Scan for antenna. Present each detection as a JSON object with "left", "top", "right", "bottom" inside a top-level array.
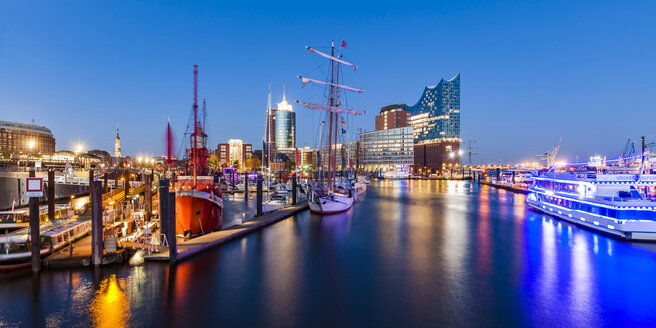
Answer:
[{"left": 202, "top": 98, "right": 207, "bottom": 132}]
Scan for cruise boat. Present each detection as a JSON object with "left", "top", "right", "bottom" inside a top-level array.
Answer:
[
  {"left": 297, "top": 41, "right": 365, "bottom": 214},
  {"left": 173, "top": 65, "right": 223, "bottom": 237},
  {"left": 527, "top": 171, "right": 656, "bottom": 241},
  {"left": 380, "top": 170, "right": 410, "bottom": 180}
]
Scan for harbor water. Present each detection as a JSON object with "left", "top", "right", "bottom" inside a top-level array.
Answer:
[{"left": 2, "top": 180, "right": 656, "bottom": 327}]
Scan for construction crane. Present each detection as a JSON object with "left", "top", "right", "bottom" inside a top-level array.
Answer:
[
  {"left": 537, "top": 137, "right": 562, "bottom": 167},
  {"left": 621, "top": 138, "right": 636, "bottom": 158}
]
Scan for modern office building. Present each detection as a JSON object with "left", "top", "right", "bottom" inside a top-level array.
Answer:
[
  {"left": 217, "top": 139, "right": 252, "bottom": 170},
  {"left": 274, "top": 92, "right": 296, "bottom": 155},
  {"left": 375, "top": 104, "right": 410, "bottom": 131},
  {"left": 298, "top": 147, "right": 318, "bottom": 169},
  {"left": 0, "top": 120, "right": 56, "bottom": 156},
  {"left": 405, "top": 74, "right": 461, "bottom": 174},
  {"left": 320, "top": 141, "right": 360, "bottom": 171},
  {"left": 359, "top": 127, "right": 414, "bottom": 172}
]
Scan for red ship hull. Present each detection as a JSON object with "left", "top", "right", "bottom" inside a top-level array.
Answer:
[{"left": 175, "top": 189, "right": 223, "bottom": 237}]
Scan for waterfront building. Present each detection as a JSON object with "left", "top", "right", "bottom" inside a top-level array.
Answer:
[
  {"left": 0, "top": 120, "right": 55, "bottom": 157},
  {"left": 404, "top": 74, "right": 461, "bottom": 174},
  {"left": 217, "top": 139, "right": 252, "bottom": 170},
  {"left": 359, "top": 127, "right": 414, "bottom": 172},
  {"left": 375, "top": 104, "right": 410, "bottom": 131},
  {"left": 274, "top": 91, "right": 296, "bottom": 156},
  {"left": 320, "top": 141, "right": 359, "bottom": 171},
  {"left": 299, "top": 147, "right": 318, "bottom": 169}
]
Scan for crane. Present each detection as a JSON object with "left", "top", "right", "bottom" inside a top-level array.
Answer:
[
  {"left": 621, "top": 138, "right": 636, "bottom": 158},
  {"left": 537, "top": 137, "right": 562, "bottom": 168}
]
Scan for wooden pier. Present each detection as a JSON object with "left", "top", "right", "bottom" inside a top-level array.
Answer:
[{"left": 145, "top": 202, "right": 308, "bottom": 262}]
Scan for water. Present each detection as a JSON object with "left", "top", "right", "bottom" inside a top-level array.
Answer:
[{"left": 2, "top": 180, "right": 656, "bottom": 327}]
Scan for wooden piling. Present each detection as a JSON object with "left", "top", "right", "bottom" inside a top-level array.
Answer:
[
  {"left": 145, "top": 174, "right": 152, "bottom": 221},
  {"left": 256, "top": 174, "right": 263, "bottom": 216},
  {"left": 244, "top": 173, "right": 249, "bottom": 200},
  {"left": 292, "top": 173, "right": 297, "bottom": 204},
  {"left": 103, "top": 172, "right": 108, "bottom": 194},
  {"left": 168, "top": 191, "right": 177, "bottom": 263},
  {"left": 29, "top": 170, "right": 40, "bottom": 272},
  {"left": 159, "top": 179, "right": 170, "bottom": 240},
  {"left": 47, "top": 169, "right": 55, "bottom": 221},
  {"left": 91, "top": 181, "right": 103, "bottom": 266}
]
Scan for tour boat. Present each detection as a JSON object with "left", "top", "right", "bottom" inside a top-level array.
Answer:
[
  {"left": 527, "top": 168, "right": 656, "bottom": 241},
  {"left": 173, "top": 65, "right": 223, "bottom": 237},
  {"left": 298, "top": 41, "right": 365, "bottom": 214}
]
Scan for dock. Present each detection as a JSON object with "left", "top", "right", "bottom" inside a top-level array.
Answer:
[
  {"left": 480, "top": 181, "right": 528, "bottom": 194},
  {"left": 41, "top": 201, "right": 308, "bottom": 267},
  {"left": 145, "top": 201, "right": 308, "bottom": 262}
]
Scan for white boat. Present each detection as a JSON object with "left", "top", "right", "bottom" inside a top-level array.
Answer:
[
  {"left": 527, "top": 169, "right": 656, "bottom": 241},
  {"left": 298, "top": 41, "right": 365, "bottom": 214},
  {"left": 381, "top": 170, "right": 410, "bottom": 180},
  {"left": 308, "top": 183, "right": 354, "bottom": 213},
  {"left": 262, "top": 195, "right": 286, "bottom": 213}
]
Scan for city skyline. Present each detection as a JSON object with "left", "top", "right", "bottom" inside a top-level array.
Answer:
[{"left": 1, "top": 1, "right": 655, "bottom": 164}]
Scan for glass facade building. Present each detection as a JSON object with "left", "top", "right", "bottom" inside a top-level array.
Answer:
[
  {"left": 359, "top": 127, "right": 414, "bottom": 172},
  {"left": 274, "top": 95, "right": 296, "bottom": 154},
  {"left": 406, "top": 74, "right": 460, "bottom": 144}
]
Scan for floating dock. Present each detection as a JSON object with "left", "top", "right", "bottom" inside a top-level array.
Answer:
[
  {"left": 480, "top": 181, "right": 528, "bottom": 194},
  {"left": 145, "top": 202, "right": 308, "bottom": 262}
]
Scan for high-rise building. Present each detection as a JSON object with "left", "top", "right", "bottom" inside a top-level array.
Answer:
[
  {"left": 274, "top": 91, "right": 296, "bottom": 155},
  {"left": 217, "top": 139, "right": 252, "bottom": 170},
  {"left": 405, "top": 74, "right": 461, "bottom": 174},
  {"left": 406, "top": 74, "right": 460, "bottom": 143},
  {"left": 375, "top": 105, "right": 410, "bottom": 131},
  {"left": 0, "top": 120, "right": 56, "bottom": 156},
  {"left": 114, "top": 126, "right": 122, "bottom": 158}
]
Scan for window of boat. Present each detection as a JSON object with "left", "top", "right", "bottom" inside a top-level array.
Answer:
[
  {"left": 599, "top": 207, "right": 608, "bottom": 217},
  {"left": 608, "top": 209, "right": 617, "bottom": 218}
]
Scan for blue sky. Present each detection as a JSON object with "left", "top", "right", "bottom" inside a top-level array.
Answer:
[{"left": 1, "top": 1, "right": 655, "bottom": 164}]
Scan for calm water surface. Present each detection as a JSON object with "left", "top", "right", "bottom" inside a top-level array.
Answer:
[{"left": 2, "top": 180, "right": 656, "bottom": 327}]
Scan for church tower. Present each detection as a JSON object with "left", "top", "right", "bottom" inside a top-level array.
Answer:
[{"left": 114, "top": 125, "right": 122, "bottom": 157}]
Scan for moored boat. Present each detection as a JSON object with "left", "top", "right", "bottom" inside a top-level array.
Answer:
[{"left": 173, "top": 65, "right": 223, "bottom": 237}]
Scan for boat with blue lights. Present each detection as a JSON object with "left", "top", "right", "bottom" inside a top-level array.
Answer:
[{"left": 527, "top": 170, "right": 656, "bottom": 241}]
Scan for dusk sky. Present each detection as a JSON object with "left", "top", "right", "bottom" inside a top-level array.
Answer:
[{"left": 1, "top": 1, "right": 655, "bottom": 164}]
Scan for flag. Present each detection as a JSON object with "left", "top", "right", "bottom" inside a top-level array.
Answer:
[
  {"left": 342, "top": 128, "right": 346, "bottom": 134},
  {"left": 341, "top": 40, "right": 347, "bottom": 48},
  {"left": 341, "top": 120, "right": 346, "bottom": 126},
  {"left": 321, "top": 121, "right": 325, "bottom": 125},
  {"left": 349, "top": 158, "right": 353, "bottom": 168}
]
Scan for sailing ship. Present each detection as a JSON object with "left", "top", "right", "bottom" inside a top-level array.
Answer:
[
  {"left": 174, "top": 65, "right": 223, "bottom": 237},
  {"left": 262, "top": 84, "right": 286, "bottom": 213},
  {"left": 297, "top": 41, "right": 366, "bottom": 214}
]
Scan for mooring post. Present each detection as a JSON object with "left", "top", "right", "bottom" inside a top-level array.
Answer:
[
  {"left": 91, "top": 181, "right": 103, "bottom": 265},
  {"left": 168, "top": 191, "right": 177, "bottom": 263},
  {"left": 124, "top": 170, "right": 130, "bottom": 198},
  {"left": 256, "top": 174, "right": 263, "bottom": 216},
  {"left": 496, "top": 168, "right": 500, "bottom": 182},
  {"left": 48, "top": 169, "right": 55, "bottom": 221},
  {"left": 114, "top": 170, "right": 119, "bottom": 192},
  {"left": 292, "top": 173, "right": 297, "bottom": 204},
  {"left": 144, "top": 174, "right": 152, "bottom": 221},
  {"left": 28, "top": 170, "right": 41, "bottom": 272},
  {"left": 88, "top": 169, "right": 94, "bottom": 201},
  {"left": 159, "top": 179, "right": 170, "bottom": 241},
  {"left": 512, "top": 170, "right": 516, "bottom": 184},
  {"left": 103, "top": 172, "right": 108, "bottom": 194},
  {"left": 244, "top": 172, "right": 249, "bottom": 200}
]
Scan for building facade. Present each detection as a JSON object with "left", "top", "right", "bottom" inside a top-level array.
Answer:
[
  {"left": 404, "top": 74, "right": 461, "bottom": 174},
  {"left": 217, "top": 139, "right": 252, "bottom": 170},
  {"left": 0, "top": 120, "right": 56, "bottom": 157},
  {"left": 274, "top": 93, "right": 296, "bottom": 155},
  {"left": 375, "top": 104, "right": 410, "bottom": 131},
  {"left": 359, "top": 127, "right": 414, "bottom": 172}
]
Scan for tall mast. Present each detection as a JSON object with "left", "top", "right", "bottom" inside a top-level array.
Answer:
[
  {"left": 267, "top": 82, "right": 272, "bottom": 198},
  {"left": 193, "top": 64, "right": 198, "bottom": 188},
  {"left": 328, "top": 41, "right": 335, "bottom": 189}
]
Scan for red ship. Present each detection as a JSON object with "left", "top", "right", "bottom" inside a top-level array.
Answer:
[{"left": 174, "top": 65, "right": 223, "bottom": 237}]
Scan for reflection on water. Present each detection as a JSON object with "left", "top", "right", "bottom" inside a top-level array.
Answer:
[
  {"left": 91, "top": 274, "right": 129, "bottom": 328},
  {"left": 2, "top": 180, "right": 656, "bottom": 327}
]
